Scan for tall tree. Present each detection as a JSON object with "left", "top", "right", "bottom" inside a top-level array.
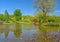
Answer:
[
  {"left": 14, "top": 9, "right": 22, "bottom": 21},
  {"left": 5, "top": 10, "right": 10, "bottom": 23},
  {"left": 34, "top": 0, "right": 56, "bottom": 23}
]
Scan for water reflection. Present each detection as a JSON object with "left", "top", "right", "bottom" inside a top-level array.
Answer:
[
  {"left": 0, "top": 28, "right": 3, "bottom": 34},
  {"left": 4, "top": 24, "right": 10, "bottom": 39},
  {"left": 37, "top": 25, "right": 60, "bottom": 42},
  {"left": 33, "top": 25, "right": 48, "bottom": 42},
  {"left": 0, "top": 23, "right": 22, "bottom": 39},
  {"left": 14, "top": 23, "right": 22, "bottom": 38},
  {"left": 0, "top": 23, "right": 60, "bottom": 42},
  {"left": 0, "top": 24, "right": 4, "bottom": 34}
]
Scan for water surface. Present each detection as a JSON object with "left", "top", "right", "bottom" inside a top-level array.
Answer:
[{"left": 0, "top": 24, "right": 60, "bottom": 42}]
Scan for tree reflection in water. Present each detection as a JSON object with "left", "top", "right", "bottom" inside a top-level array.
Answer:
[
  {"left": 36, "top": 25, "right": 59, "bottom": 42},
  {"left": 38, "top": 25, "right": 55, "bottom": 42},
  {"left": 0, "top": 24, "right": 4, "bottom": 34},
  {"left": 14, "top": 22, "right": 22, "bottom": 39},
  {"left": 39, "top": 25, "right": 48, "bottom": 42},
  {"left": 4, "top": 24, "right": 10, "bottom": 39}
]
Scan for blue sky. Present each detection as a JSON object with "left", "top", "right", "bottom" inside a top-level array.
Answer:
[
  {"left": 0, "top": 0, "right": 60, "bottom": 16},
  {"left": 53, "top": 0, "right": 60, "bottom": 16}
]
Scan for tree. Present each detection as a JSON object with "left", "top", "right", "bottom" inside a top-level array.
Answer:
[
  {"left": 14, "top": 9, "right": 22, "bottom": 21},
  {"left": 47, "top": 14, "right": 56, "bottom": 22},
  {"left": 34, "top": 0, "right": 56, "bottom": 23},
  {"left": 35, "top": 11, "right": 44, "bottom": 24},
  {"left": 34, "top": 0, "right": 56, "bottom": 42},
  {"left": 0, "top": 14, "right": 4, "bottom": 20},
  {"left": 5, "top": 10, "right": 10, "bottom": 23}
]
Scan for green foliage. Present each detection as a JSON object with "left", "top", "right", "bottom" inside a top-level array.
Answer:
[
  {"left": 5, "top": 10, "right": 10, "bottom": 23},
  {"left": 35, "top": 11, "right": 47, "bottom": 24},
  {"left": 14, "top": 9, "right": 22, "bottom": 21},
  {"left": 21, "top": 15, "right": 34, "bottom": 23},
  {"left": 0, "top": 9, "right": 59, "bottom": 24},
  {"left": 46, "top": 14, "right": 60, "bottom": 23},
  {"left": 47, "top": 14, "right": 56, "bottom": 23},
  {"left": 54, "top": 16, "right": 60, "bottom": 22},
  {"left": 9, "top": 15, "right": 16, "bottom": 23},
  {"left": 34, "top": 0, "right": 56, "bottom": 24},
  {"left": 0, "top": 14, "right": 5, "bottom": 20}
]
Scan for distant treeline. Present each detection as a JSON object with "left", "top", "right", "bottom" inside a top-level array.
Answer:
[{"left": 0, "top": 9, "right": 60, "bottom": 24}]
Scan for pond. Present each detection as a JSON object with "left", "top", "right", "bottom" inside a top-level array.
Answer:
[{"left": 0, "top": 23, "right": 60, "bottom": 42}]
